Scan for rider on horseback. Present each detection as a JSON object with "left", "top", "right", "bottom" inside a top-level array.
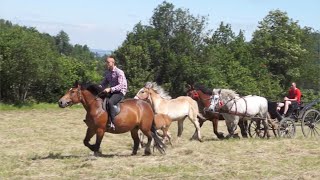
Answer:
[{"left": 100, "top": 55, "right": 128, "bottom": 130}]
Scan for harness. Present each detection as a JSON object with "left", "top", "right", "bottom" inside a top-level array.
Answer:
[{"left": 217, "top": 97, "right": 249, "bottom": 117}]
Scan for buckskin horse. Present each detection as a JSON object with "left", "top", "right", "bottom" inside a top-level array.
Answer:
[
  {"left": 186, "top": 84, "right": 248, "bottom": 139},
  {"left": 58, "top": 82, "right": 166, "bottom": 156}
]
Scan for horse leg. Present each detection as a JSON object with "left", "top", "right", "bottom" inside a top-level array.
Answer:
[
  {"left": 139, "top": 130, "right": 146, "bottom": 148},
  {"left": 93, "top": 127, "right": 105, "bottom": 156},
  {"left": 177, "top": 120, "right": 184, "bottom": 142},
  {"left": 188, "top": 116, "right": 203, "bottom": 142},
  {"left": 262, "top": 118, "right": 270, "bottom": 139},
  {"left": 144, "top": 131, "right": 152, "bottom": 156},
  {"left": 225, "top": 120, "right": 239, "bottom": 139},
  {"left": 238, "top": 119, "right": 248, "bottom": 138},
  {"left": 232, "top": 117, "right": 240, "bottom": 139},
  {"left": 226, "top": 122, "right": 234, "bottom": 139},
  {"left": 213, "top": 118, "right": 224, "bottom": 139},
  {"left": 162, "top": 127, "right": 172, "bottom": 146},
  {"left": 130, "top": 128, "right": 140, "bottom": 155},
  {"left": 191, "top": 118, "right": 204, "bottom": 140},
  {"left": 83, "top": 128, "right": 96, "bottom": 152}
]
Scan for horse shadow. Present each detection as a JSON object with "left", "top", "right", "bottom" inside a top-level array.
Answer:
[{"left": 30, "top": 152, "right": 137, "bottom": 160}]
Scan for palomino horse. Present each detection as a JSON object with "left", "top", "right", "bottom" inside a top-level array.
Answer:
[
  {"left": 186, "top": 84, "right": 248, "bottom": 139},
  {"left": 208, "top": 89, "right": 270, "bottom": 138},
  {"left": 135, "top": 82, "right": 203, "bottom": 142},
  {"left": 58, "top": 82, "right": 166, "bottom": 156}
]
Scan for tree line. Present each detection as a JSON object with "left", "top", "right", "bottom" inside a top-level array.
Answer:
[{"left": 1, "top": 1, "right": 319, "bottom": 104}]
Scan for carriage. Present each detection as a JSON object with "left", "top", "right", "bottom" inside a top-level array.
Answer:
[
  {"left": 205, "top": 87, "right": 320, "bottom": 139},
  {"left": 248, "top": 99, "right": 320, "bottom": 139}
]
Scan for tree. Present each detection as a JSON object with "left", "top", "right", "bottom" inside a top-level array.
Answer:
[
  {"left": 115, "top": 1, "right": 209, "bottom": 97},
  {"left": 0, "top": 23, "right": 57, "bottom": 102},
  {"left": 251, "top": 10, "right": 306, "bottom": 88},
  {"left": 55, "top": 30, "right": 72, "bottom": 55}
]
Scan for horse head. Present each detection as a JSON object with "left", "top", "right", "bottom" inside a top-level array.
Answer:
[
  {"left": 208, "top": 89, "right": 221, "bottom": 113},
  {"left": 134, "top": 87, "right": 150, "bottom": 100},
  {"left": 58, "top": 81, "right": 82, "bottom": 108},
  {"left": 135, "top": 82, "right": 171, "bottom": 101},
  {"left": 186, "top": 84, "right": 200, "bottom": 100},
  {"left": 58, "top": 81, "right": 104, "bottom": 108},
  {"left": 208, "top": 89, "right": 239, "bottom": 113}
]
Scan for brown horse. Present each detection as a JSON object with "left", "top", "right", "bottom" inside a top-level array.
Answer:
[
  {"left": 58, "top": 82, "right": 165, "bottom": 156},
  {"left": 186, "top": 84, "right": 248, "bottom": 139}
]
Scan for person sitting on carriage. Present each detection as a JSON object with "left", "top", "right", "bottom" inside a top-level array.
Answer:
[
  {"left": 277, "top": 82, "right": 301, "bottom": 117},
  {"left": 100, "top": 55, "right": 128, "bottom": 130}
]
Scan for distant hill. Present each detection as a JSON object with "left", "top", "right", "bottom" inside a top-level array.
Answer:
[{"left": 90, "top": 49, "right": 112, "bottom": 57}]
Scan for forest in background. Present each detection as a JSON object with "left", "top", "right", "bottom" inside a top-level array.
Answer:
[{"left": 1, "top": 2, "right": 319, "bottom": 104}]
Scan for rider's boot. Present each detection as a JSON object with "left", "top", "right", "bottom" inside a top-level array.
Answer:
[{"left": 107, "top": 106, "right": 116, "bottom": 130}]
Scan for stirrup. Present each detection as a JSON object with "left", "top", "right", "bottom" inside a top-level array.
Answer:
[{"left": 107, "top": 121, "right": 115, "bottom": 130}]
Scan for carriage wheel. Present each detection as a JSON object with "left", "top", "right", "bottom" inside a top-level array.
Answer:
[
  {"left": 248, "top": 120, "right": 267, "bottom": 138},
  {"left": 301, "top": 109, "right": 320, "bottom": 138},
  {"left": 277, "top": 117, "right": 296, "bottom": 138}
]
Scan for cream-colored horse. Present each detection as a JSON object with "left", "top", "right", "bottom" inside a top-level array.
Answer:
[{"left": 135, "top": 82, "right": 203, "bottom": 142}]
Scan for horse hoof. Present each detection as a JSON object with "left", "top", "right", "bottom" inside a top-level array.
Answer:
[
  {"left": 131, "top": 152, "right": 137, "bottom": 156},
  {"left": 94, "top": 151, "right": 102, "bottom": 157},
  {"left": 144, "top": 151, "right": 151, "bottom": 156},
  {"left": 217, "top": 133, "right": 225, "bottom": 139},
  {"left": 234, "top": 135, "right": 240, "bottom": 139}
]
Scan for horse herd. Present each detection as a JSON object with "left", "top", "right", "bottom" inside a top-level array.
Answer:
[{"left": 58, "top": 81, "right": 270, "bottom": 156}]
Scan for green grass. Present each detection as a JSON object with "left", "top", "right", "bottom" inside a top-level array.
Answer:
[
  {"left": 0, "top": 102, "right": 82, "bottom": 111},
  {"left": 0, "top": 109, "right": 319, "bottom": 179}
]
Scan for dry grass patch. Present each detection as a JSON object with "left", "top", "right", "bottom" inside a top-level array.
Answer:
[{"left": 0, "top": 109, "right": 319, "bottom": 179}]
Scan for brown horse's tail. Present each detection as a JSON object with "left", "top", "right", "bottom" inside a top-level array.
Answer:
[{"left": 151, "top": 124, "right": 166, "bottom": 154}]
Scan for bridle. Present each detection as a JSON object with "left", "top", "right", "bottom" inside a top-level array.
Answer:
[
  {"left": 135, "top": 88, "right": 150, "bottom": 100},
  {"left": 188, "top": 90, "right": 199, "bottom": 99},
  {"left": 72, "top": 86, "right": 105, "bottom": 106},
  {"left": 213, "top": 94, "right": 248, "bottom": 116}
]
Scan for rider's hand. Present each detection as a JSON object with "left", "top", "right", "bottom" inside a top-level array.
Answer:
[
  {"left": 284, "top": 97, "right": 289, "bottom": 101},
  {"left": 104, "top": 88, "right": 111, "bottom": 93}
]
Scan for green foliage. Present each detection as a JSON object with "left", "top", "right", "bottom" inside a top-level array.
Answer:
[
  {"left": 251, "top": 10, "right": 307, "bottom": 87},
  {"left": 1, "top": 3, "right": 319, "bottom": 104},
  {"left": 0, "top": 19, "right": 102, "bottom": 103}
]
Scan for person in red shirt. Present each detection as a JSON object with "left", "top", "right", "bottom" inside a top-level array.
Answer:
[{"left": 278, "top": 82, "right": 301, "bottom": 117}]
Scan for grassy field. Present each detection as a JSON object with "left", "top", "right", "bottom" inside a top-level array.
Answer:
[{"left": 0, "top": 108, "right": 319, "bottom": 179}]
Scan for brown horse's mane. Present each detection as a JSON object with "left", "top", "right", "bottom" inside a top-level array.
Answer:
[
  {"left": 193, "top": 84, "right": 212, "bottom": 95},
  {"left": 77, "top": 82, "right": 104, "bottom": 97}
]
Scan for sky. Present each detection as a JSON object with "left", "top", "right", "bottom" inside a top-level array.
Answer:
[{"left": 1, "top": 0, "right": 319, "bottom": 51}]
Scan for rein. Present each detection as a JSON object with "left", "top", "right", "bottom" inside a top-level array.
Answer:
[{"left": 76, "top": 87, "right": 105, "bottom": 106}]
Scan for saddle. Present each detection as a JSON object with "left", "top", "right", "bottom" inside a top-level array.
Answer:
[{"left": 102, "top": 97, "right": 124, "bottom": 117}]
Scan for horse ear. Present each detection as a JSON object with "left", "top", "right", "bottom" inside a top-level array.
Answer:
[
  {"left": 218, "top": 89, "right": 221, "bottom": 95},
  {"left": 185, "top": 84, "right": 191, "bottom": 90},
  {"left": 73, "top": 80, "right": 79, "bottom": 87},
  {"left": 145, "top": 82, "right": 152, "bottom": 89}
]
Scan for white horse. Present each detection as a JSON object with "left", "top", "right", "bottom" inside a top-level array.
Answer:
[
  {"left": 208, "top": 89, "right": 270, "bottom": 138},
  {"left": 135, "top": 82, "right": 203, "bottom": 142}
]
